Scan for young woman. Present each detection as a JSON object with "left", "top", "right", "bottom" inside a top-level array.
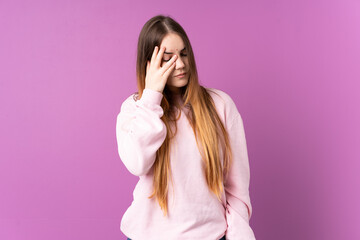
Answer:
[{"left": 116, "top": 14, "right": 256, "bottom": 240}]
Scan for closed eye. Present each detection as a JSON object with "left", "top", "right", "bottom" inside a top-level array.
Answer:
[{"left": 162, "top": 53, "right": 187, "bottom": 62}]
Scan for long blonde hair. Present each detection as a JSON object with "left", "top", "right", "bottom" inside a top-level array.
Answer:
[{"left": 134, "top": 14, "right": 233, "bottom": 217}]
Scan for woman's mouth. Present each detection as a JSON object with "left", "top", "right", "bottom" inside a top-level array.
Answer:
[{"left": 175, "top": 72, "right": 186, "bottom": 78}]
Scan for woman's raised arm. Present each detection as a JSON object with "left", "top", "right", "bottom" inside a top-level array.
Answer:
[{"left": 116, "top": 88, "right": 167, "bottom": 176}]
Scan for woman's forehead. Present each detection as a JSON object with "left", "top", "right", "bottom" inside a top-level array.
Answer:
[
  {"left": 163, "top": 47, "right": 186, "bottom": 55},
  {"left": 160, "top": 34, "right": 186, "bottom": 54}
]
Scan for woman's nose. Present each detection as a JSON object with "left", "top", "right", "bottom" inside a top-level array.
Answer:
[{"left": 175, "top": 57, "right": 185, "bottom": 69}]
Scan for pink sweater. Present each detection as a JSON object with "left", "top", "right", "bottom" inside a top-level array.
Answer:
[{"left": 116, "top": 88, "right": 256, "bottom": 240}]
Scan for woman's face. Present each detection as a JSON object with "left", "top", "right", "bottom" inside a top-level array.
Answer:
[{"left": 159, "top": 33, "right": 190, "bottom": 93}]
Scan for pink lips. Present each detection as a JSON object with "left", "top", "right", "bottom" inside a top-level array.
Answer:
[{"left": 175, "top": 72, "right": 186, "bottom": 78}]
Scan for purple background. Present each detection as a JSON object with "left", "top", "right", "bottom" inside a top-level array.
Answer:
[{"left": 1, "top": 0, "right": 359, "bottom": 239}]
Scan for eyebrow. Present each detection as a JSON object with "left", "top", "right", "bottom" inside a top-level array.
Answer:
[{"left": 164, "top": 47, "right": 186, "bottom": 54}]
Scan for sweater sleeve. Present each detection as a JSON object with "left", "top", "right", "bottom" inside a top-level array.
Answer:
[
  {"left": 115, "top": 88, "right": 167, "bottom": 176},
  {"left": 224, "top": 113, "right": 256, "bottom": 240}
]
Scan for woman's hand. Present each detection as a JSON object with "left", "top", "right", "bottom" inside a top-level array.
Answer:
[{"left": 145, "top": 46, "right": 177, "bottom": 93}]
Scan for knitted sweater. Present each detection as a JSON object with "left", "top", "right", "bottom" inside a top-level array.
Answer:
[{"left": 116, "top": 88, "right": 256, "bottom": 240}]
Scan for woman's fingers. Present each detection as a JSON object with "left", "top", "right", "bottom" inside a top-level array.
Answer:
[
  {"left": 144, "top": 46, "right": 178, "bottom": 92},
  {"left": 160, "top": 55, "right": 177, "bottom": 74},
  {"left": 150, "top": 46, "right": 158, "bottom": 66},
  {"left": 155, "top": 46, "right": 166, "bottom": 68},
  {"left": 163, "top": 58, "right": 177, "bottom": 78}
]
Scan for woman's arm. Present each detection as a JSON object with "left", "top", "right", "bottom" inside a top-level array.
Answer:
[
  {"left": 224, "top": 113, "right": 256, "bottom": 240},
  {"left": 116, "top": 88, "right": 167, "bottom": 176}
]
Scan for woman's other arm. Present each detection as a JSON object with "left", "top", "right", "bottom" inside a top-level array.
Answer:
[{"left": 224, "top": 113, "right": 256, "bottom": 240}]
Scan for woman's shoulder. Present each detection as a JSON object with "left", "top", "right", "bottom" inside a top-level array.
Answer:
[
  {"left": 205, "top": 87, "right": 242, "bottom": 124},
  {"left": 205, "top": 87, "right": 237, "bottom": 111},
  {"left": 205, "top": 87, "right": 233, "bottom": 103}
]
